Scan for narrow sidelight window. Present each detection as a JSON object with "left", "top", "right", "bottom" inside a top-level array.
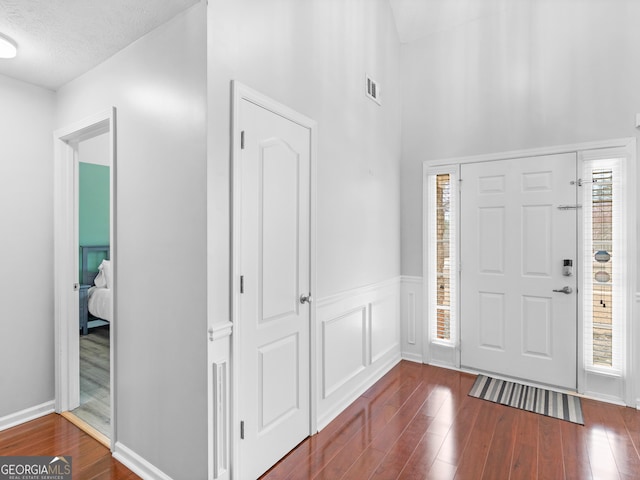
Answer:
[
  {"left": 583, "top": 159, "right": 626, "bottom": 373},
  {"left": 427, "top": 169, "right": 457, "bottom": 345}
]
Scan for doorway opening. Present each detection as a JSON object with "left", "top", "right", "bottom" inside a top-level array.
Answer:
[{"left": 54, "top": 108, "right": 116, "bottom": 448}]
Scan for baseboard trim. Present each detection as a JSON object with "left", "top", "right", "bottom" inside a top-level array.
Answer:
[
  {"left": 401, "top": 352, "right": 423, "bottom": 364},
  {"left": 113, "top": 442, "right": 173, "bottom": 480},
  {"left": 0, "top": 400, "right": 55, "bottom": 432}
]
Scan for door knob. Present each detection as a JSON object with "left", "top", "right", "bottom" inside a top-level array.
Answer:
[
  {"left": 552, "top": 286, "right": 573, "bottom": 294},
  {"left": 299, "top": 293, "right": 312, "bottom": 304}
]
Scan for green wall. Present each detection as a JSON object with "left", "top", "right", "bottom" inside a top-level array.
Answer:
[{"left": 79, "top": 162, "right": 110, "bottom": 280}]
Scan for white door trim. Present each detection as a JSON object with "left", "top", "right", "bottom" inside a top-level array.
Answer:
[
  {"left": 53, "top": 107, "right": 117, "bottom": 449},
  {"left": 230, "top": 82, "right": 317, "bottom": 478},
  {"left": 422, "top": 137, "right": 637, "bottom": 406}
]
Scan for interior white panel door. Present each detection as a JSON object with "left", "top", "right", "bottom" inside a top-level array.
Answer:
[
  {"left": 237, "top": 98, "right": 311, "bottom": 479},
  {"left": 460, "top": 153, "right": 577, "bottom": 389}
]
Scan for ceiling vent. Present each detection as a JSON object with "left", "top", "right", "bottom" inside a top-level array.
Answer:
[{"left": 366, "top": 75, "right": 381, "bottom": 105}]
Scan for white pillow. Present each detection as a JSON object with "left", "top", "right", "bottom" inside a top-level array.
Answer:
[
  {"left": 93, "top": 259, "right": 112, "bottom": 289},
  {"left": 101, "top": 259, "right": 112, "bottom": 289},
  {"left": 93, "top": 269, "right": 107, "bottom": 288}
]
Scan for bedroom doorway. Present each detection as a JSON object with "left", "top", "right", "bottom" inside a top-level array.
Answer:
[
  {"left": 53, "top": 108, "right": 116, "bottom": 448},
  {"left": 72, "top": 134, "right": 112, "bottom": 439}
]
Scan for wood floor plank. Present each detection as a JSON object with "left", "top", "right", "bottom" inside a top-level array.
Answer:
[
  {"left": 396, "top": 432, "right": 447, "bottom": 479},
  {"left": 0, "top": 414, "right": 138, "bottom": 480},
  {"left": 369, "top": 411, "right": 434, "bottom": 479},
  {"left": 597, "top": 402, "right": 640, "bottom": 477},
  {"left": 340, "top": 446, "right": 387, "bottom": 480},
  {"left": 509, "top": 411, "right": 538, "bottom": 480},
  {"left": 620, "top": 406, "right": 640, "bottom": 461},
  {"left": 347, "top": 381, "right": 436, "bottom": 479},
  {"left": 306, "top": 367, "right": 428, "bottom": 479},
  {"left": 426, "top": 459, "right": 457, "bottom": 479},
  {"left": 274, "top": 371, "right": 420, "bottom": 480},
  {"left": 432, "top": 392, "right": 482, "bottom": 466},
  {"left": 538, "top": 416, "right": 565, "bottom": 479},
  {"left": 75, "top": 325, "right": 110, "bottom": 438},
  {"left": 453, "top": 400, "right": 499, "bottom": 479},
  {"left": 481, "top": 406, "right": 518, "bottom": 479},
  {"left": 582, "top": 399, "right": 623, "bottom": 479},
  {"left": 560, "top": 418, "right": 593, "bottom": 480},
  {"left": 261, "top": 362, "right": 640, "bottom": 480}
]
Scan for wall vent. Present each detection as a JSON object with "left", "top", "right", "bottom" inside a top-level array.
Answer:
[{"left": 366, "top": 75, "right": 381, "bottom": 105}]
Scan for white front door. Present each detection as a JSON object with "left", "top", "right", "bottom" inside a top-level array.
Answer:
[
  {"left": 460, "top": 153, "right": 577, "bottom": 389},
  {"left": 236, "top": 97, "right": 312, "bottom": 479}
]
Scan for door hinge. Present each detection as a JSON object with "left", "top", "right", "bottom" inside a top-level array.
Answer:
[
  {"left": 240, "top": 421, "right": 245, "bottom": 439},
  {"left": 240, "top": 131, "right": 245, "bottom": 149},
  {"left": 240, "top": 275, "right": 244, "bottom": 294}
]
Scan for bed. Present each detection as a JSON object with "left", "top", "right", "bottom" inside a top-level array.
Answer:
[{"left": 79, "top": 245, "right": 112, "bottom": 335}]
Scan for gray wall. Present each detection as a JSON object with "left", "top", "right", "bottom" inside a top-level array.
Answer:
[
  {"left": 207, "top": 0, "right": 403, "bottom": 335},
  {"left": 400, "top": 0, "right": 640, "bottom": 277},
  {"left": 55, "top": 5, "right": 207, "bottom": 479},
  {"left": 0, "top": 74, "right": 55, "bottom": 418}
]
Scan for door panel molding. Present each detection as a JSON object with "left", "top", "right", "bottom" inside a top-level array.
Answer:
[
  {"left": 225, "top": 82, "right": 317, "bottom": 480},
  {"left": 421, "top": 137, "right": 637, "bottom": 407}
]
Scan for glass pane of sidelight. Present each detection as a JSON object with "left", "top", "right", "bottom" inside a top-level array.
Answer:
[
  {"left": 583, "top": 157, "right": 626, "bottom": 374},
  {"left": 436, "top": 174, "right": 451, "bottom": 341},
  {"left": 590, "top": 169, "right": 613, "bottom": 367}
]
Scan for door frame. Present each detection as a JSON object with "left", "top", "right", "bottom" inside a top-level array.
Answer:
[
  {"left": 53, "top": 107, "right": 117, "bottom": 448},
  {"left": 230, "top": 82, "right": 318, "bottom": 478},
  {"left": 422, "top": 137, "right": 637, "bottom": 406}
]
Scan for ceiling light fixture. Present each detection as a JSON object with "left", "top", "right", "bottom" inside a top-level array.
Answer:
[{"left": 0, "top": 33, "right": 18, "bottom": 59}]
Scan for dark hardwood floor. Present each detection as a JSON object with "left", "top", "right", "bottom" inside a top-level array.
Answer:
[
  {"left": 262, "top": 361, "right": 640, "bottom": 479},
  {"left": 0, "top": 414, "right": 138, "bottom": 479},
  {"left": 4, "top": 361, "right": 640, "bottom": 479}
]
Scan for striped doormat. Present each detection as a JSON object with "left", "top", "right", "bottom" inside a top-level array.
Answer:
[{"left": 469, "top": 375, "right": 584, "bottom": 425}]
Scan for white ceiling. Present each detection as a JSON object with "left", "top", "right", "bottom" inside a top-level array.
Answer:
[
  {"left": 0, "top": 0, "right": 199, "bottom": 91},
  {"left": 389, "top": 0, "right": 508, "bottom": 44},
  {"left": 0, "top": 0, "right": 507, "bottom": 91}
]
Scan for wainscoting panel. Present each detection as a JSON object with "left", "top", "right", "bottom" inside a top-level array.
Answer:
[
  {"left": 400, "top": 276, "right": 423, "bottom": 363},
  {"left": 371, "top": 294, "right": 400, "bottom": 364},
  {"left": 322, "top": 306, "right": 367, "bottom": 398},
  {"left": 208, "top": 322, "right": 231, "bottom": 480},
  {"left": 316, "top": 277, "right": 401, "bottom": 429}
]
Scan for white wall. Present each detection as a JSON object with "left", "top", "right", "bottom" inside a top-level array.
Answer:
[
  {"left": 208, "top": 0, "right": 402, "bottom": 320},
  {"left": 400, "top": 0, "right": 640, "bottom": 277},
  {"left": 207, "top": 1, "right": 403, "bottom": 472},
  {"left": 0, "top": 74, "right": 55, "bottom": 421},
  {"left": 55, "top": 4, "right": 207, "bottom": 479}
]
